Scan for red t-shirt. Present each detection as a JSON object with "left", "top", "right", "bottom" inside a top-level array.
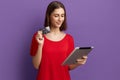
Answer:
[{"left": 30, "top": 33, "right": 74, "bottom": 80}]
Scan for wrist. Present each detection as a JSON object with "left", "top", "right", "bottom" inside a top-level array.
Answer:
[{"left": 38, "top": 44, "right": 43, "bottom": 48}]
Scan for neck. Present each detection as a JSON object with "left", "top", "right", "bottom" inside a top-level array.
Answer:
[{"left": 50, "top": 27, "right": 61, "bottom": 35}]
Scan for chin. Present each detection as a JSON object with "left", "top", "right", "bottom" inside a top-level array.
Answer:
[
  {"left": 54, "top": 25, "right": 61, "bottom": 28},
  {"left": 58, "top": 24, "right": 62, "bottom": 27}
]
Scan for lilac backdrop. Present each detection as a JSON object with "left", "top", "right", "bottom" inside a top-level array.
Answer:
[{"left": 0, "top": 0, "right": 120, "bottom": 80}]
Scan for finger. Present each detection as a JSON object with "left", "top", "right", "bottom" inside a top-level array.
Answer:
[
  {"left": 36, "top": 31, "right": 43, "bottom": 40},
  {"left": 77, "top": 57, "right": 87, "bottom": 62},
  {"left": 39, "top": 38, "right": 43, "bottom": 40},
  {"left": 38, "top": 31, "right": 42, "bottom": 35},
  {"left": 36, "top": 34, "right": 43, "bottom": 41},
  {"left": 77, "top": 59, "right": 87, "bottom": 65},
  {"left": 37, "top": 31, "right": 43, "bottom": 37},
  {"left": 77, "top": 61, "right": 85, "bottom": 65},
  {"left": 82, "top": 56, "right": 88, "bottom": 59},
  {"left": 76, "top": 59, "right": 84, "bottom": 62}
]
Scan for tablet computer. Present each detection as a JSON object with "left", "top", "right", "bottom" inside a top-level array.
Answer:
[{"left": 62, "top": 46, "right": 94, "bottom": 65}]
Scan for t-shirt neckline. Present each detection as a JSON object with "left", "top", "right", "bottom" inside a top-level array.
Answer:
[{"left": 44, "top": 34, "right": 67, "bottom": 43}]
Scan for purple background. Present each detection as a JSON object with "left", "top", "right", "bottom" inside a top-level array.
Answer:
[{"left": 0, "top": 0, "right": 120, "bottom": 80}]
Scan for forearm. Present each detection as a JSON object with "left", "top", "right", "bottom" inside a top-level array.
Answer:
[{"left": 32, "top": 45, "right": 43, "bottom": 69}]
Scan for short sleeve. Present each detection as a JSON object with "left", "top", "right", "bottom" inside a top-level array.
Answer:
[
  {"left": 30, "top": 32, "right": 38, "bottom": 56},
  {"left": 67, "top": 34, "right": 75, "bottom": 55}
]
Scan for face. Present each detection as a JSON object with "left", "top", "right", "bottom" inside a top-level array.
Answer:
[{"left": 50, "top": 8, "right": 65, "bottom": 29}]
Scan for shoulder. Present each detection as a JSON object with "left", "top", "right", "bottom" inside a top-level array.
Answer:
[
  {"left": 33, "top": 32, "right": 37, "bottom": 36},
  {"left": 65, "top": 33, "right": 74, "bottom": 42},
  {"left": 66, "top": 33, "right": 74, "bottom": 39}
]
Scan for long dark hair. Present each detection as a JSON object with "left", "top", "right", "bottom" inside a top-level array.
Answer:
[{"left": 44, "top": 1, "right": 67, "bottom": 31}]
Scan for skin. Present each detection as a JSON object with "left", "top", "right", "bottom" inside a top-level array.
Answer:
[{"left": 32, "top": 8, "right": 88, "bottom": 70}]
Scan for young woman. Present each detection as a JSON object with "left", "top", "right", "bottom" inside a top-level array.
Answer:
[{"left": 30, "top": 1, "right": 87, "bottom": 80}]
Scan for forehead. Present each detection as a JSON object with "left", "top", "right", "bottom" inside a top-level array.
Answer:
[{"left": 52, "top": 8, "right": 65, "bottom": 14}]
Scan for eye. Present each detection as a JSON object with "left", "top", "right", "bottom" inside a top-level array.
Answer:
[
  {"left": 61, "top": 14, "right": 65, "bottom": 17},
  {"left": 54, "top": 14, "right": 59, "bottom": 17}
]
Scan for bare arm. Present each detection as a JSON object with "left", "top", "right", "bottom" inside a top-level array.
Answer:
[
  {"left": 32, "top": 45, "right": 43, "bottom": 69},
  {"left": 32, "top": 31, "right": 44, "bottom": 69},
  {"left": 69, "top": 56, "right": 88, "bottom": 70}
]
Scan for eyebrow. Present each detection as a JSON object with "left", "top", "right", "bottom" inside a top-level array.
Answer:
[{"left": 53, "top": 13, "right": 65, "bottom": 15}]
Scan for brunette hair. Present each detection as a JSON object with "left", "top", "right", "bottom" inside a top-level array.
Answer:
[{"left": 44, "top": 1, "right": 67, "bottom": 31}]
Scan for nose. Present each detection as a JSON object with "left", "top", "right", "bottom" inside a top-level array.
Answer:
[{"left": 58, "top": 16, "right": 62, "bottom": 22}]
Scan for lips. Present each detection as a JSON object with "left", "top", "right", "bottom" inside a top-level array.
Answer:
[{"left": 56, "top": 22, "right": 62, "bottom": 25}]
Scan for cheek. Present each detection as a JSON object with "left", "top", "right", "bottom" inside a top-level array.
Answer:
[
  {"left": 50, "top": 17, "right": 58, "bottom": 23},
  {"left": 50, "top": 17, "right": 54, "bottom": 23},
  {"left": 62, "top": 18, "right": 65, "bottom": 22},
  {"left": 50, "top": 18, "right": 55, "bottom": 24}
]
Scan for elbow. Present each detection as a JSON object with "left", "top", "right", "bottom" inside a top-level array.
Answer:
[
  {"left": 33, "top": 64, "right": 39, "bottom": 69},
  {"left": 32, "top": 59, "right": 40, "bottom": 70}
]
